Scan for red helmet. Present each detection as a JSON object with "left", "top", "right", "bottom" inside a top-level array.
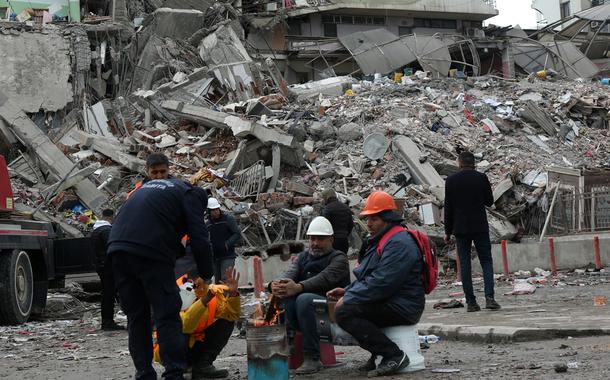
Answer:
[{"left": 360, "top": 191, "right": 397, "bottom": 216}]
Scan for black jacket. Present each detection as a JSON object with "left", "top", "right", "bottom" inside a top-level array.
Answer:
[
  {"left": 274, "top": 249, "right": 350, "bottom": 296},
  {"left": 322, "top": 198, "right": 354, "bottom": 239},
  {"left": 207, "top": 212, "right": 241, "bottom": 260},
  {"left": 444, "top": 169, "right": 494, "bottom": 236},
  {"left": 90, "top": 221, "right": 111, "bottom": 272},
  {"left": 108, "top": 179, "right": 214, "bottom": 280}
]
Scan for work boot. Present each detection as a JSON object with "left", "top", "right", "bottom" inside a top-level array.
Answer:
[
  {"left": 358, "top": 354, "right": 377, "bottom": 372},
  {"left": 485, "top": 297, "right": 501, "bottom": 310},
  {"left": 467, "top": 303, "right": 481, "bottom": 312},
  {"left": 101, "top": 321, "right": 124, "bottom": 331},
  {"left": 192, "top": 364, "right": 229, "bottom": 379},
  {"left": 367, "top": 350, "right": 409, "bottom": 377},
  {"left": 296, "top": 355, "right": 322, "bottom": 375}
]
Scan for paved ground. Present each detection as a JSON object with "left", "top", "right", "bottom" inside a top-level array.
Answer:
[
  {"left": 422, "top": 271, "right": 610, "bottom": 341},
  {"left": 3, "top": 271, "right": 610, "bottom": 379}
]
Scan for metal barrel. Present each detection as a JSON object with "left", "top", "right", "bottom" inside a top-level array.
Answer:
[{"left": 247, "top": 324, "right": 289, "bottom": 380}]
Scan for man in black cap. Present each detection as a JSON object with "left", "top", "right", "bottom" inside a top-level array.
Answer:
[
  {"left": 321, "top": 189, "right": 353, "bottom": 254},
  {"left": 444, "top": 151, "right": 500, "bottom": 312},
  {"left": 108, "top": 178, "right": 214, "bottom": 380}
]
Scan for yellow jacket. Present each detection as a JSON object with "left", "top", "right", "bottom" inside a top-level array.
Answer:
[{"left": 153, "top": 293, "right": 240, "bottom": 363}]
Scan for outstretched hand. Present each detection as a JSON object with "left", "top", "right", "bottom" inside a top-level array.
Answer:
[{"left": 224, "top": 267, "right": 240, "bottom": 296}]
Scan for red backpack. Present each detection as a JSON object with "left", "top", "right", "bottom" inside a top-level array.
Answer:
[{"left": 376, "top": 226, "right": 438, "bottom": 294}]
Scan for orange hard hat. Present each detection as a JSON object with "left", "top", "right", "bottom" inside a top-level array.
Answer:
[{"left": 360, "top": 191, "right": 397, "bottom": 216}]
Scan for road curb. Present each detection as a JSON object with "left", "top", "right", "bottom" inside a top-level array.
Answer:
[{"left": 418, "top": 323, "right": 610, "bottom": 343}]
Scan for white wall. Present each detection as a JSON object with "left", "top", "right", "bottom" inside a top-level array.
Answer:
[
  {"left": 533, "top": 0, "right": 561, "bottom": 26},
  {"left": 533, "top": 0, "right": 592, "bottom": 27}
]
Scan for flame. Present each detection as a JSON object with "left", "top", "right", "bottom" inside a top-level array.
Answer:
[{"left": 249, "top": 295, "right": 282, "bottom": 327}]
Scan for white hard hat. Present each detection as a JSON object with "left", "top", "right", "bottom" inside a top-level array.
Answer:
[
  {"left": 179, "top": 282, "right": 196, "bottom": 311},
  {"left": 207, "top": 197, "right": 221, "bottom": 209},
  {"left": 306, "top": 216, "right": 334, "bottom": 236}
]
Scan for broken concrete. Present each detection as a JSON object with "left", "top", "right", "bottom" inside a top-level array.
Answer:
[
  {"left": 289, "top": 77, "right": 357, "bottom": 101},
  {"left": 227, "top": 117, "right": 294, "bottom": 147},
  {"left": 0, "top": 30, "right": 73, "bottom": 112},
  {"left": 338, "top": 123, "right": 363, "bottom": 141},
  {"left": 0, "top": 91, "right": 106, "bottom": 211},
  {"left": 69, "top": 130, "right": 146, "bottom": 173},
  {"left": 393, "top": 136, "right": 445, "bottom": 202},
  {"left": 161, "top": 100, "right": 231, "bottom": 129}
]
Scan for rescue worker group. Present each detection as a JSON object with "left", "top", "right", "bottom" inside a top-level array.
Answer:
[{"left": 92, "top": 150, "right": 500, "bottom": 379}]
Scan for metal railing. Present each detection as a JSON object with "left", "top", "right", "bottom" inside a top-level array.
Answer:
[{"left": 547, "top": 189, "right": 610, "bottom": 235}]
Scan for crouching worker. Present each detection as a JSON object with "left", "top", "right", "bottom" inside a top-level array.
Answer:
[
  {"left": 154, "top": 267, "right": 241, "bottom": 379},
  {"left": 270, "top": 216, "right": 350, "bottom": 375},
  {"left": 327, "top": 191, "right": 425, "bottom": 377}
]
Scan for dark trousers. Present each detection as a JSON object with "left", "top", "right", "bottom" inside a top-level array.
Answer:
[
  {"left": 187, "top": 319, "right": 234, "bottom": 367},
  {"left": 455, "top": 233, "right": 495, "bottom": 305},
  {"left": 333, "top": 237, "right": 349, "bottom": 254},
  {"left": 336, "top": 302, "right": 415, "bottom": 358},
  {"left": 283, "top": 293, "right": 325, "bottom": 357},
  {"left": 97, "top": 266, "right": 117, "bottom": 324},
  {"left": 213, "top": 257, "right": 235, "bottom": 284},
  {"left": 113, "top": 253, "right": 186, "bottom": 380}
]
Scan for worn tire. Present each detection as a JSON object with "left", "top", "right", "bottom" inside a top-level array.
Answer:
[{"left": 0, "top": 250, "right": 34, "bottom": 325}]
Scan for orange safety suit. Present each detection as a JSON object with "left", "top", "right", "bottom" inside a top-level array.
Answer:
[{"left": 152, "top": 287, "right": 240, "bottom": 363}]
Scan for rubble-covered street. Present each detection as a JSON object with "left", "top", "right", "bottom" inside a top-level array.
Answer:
[{"left": 4, "top": 271, "right": 610, "bottom": 379}]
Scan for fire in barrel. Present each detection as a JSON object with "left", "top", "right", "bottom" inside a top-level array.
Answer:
[{"left": 247, "top": 296, "right": 289, "bottom": 380}]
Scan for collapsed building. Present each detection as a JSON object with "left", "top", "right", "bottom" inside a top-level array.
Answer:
[{"left": 0, "top": 0, "right": 610, "bottom": 272}]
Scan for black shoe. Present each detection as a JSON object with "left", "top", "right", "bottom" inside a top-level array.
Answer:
[
  {"left": 192, "top": 364, "right": 229, "bottom": 379},
  {"left": 358, "top": 354, "right": 377, "bottom": 372},
  {"left": 467, "top": 303, "right": 481, "bottom": 312},
  {"left": 485, "top": 297, "right": 501, "bottom": 310},
  {"left": 101, "top": 322, "right": 124, "bottom": 331},
  {"left": 367, "top": 351, "right": 409, "bottom": 377}
]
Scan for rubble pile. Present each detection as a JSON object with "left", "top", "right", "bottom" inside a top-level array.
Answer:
[{"left": 1, "top": 6, "right": 610, "bottom": 258}]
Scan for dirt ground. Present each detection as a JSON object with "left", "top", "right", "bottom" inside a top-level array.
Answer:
[{"left": 3, "top": 318, "right": 610, "bottom": 380}]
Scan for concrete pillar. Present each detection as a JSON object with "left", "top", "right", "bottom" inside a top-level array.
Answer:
[{"left": 502, "top": 46, "right": 515, "bottom": 80}]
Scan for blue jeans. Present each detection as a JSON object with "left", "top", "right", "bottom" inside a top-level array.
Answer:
[
  {"left": 455, "top": 233, "right": 495, "bottom": 305},
  {"left": 282, "top": 293, "right": 325, "bottom": 357}
]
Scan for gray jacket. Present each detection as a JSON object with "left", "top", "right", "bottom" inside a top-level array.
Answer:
[{"left": 276, "top": 249, "right": 350, "bottom": 296}]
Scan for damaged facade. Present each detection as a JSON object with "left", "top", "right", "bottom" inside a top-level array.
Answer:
[{"left": 247, "top": 0, "right": 498, "bottom": 82}]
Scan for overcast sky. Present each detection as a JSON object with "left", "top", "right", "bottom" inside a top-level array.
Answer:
[{"left": 485, "top": 0, "right": 539, "bottom": 29}]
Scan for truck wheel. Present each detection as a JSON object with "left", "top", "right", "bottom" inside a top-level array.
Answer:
[{"left": 0, "top": 250, "right": 34, "bottom": 325}]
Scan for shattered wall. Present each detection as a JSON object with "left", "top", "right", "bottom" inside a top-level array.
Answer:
[{"left": 0, "top": 30, "right": 73, "bottom": 112}]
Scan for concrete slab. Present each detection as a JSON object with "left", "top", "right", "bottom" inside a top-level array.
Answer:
[
  {"left": 393, "top": 136, "right": 445, "bottom": 201},
  {"left": 0, "top": 30, "right": 73, "bottom": 112},
  {"left": 162, "top": 100, "right": 230, "bottom": 129},
  {"left": 70, "top": 130, "right": 146, "bottom": 173},
  {"left": 0, "top": 91, "right": 106, "bottom": 211},
  {"left": 146, "top": 8, "right": 204, "bottom": 40}
]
